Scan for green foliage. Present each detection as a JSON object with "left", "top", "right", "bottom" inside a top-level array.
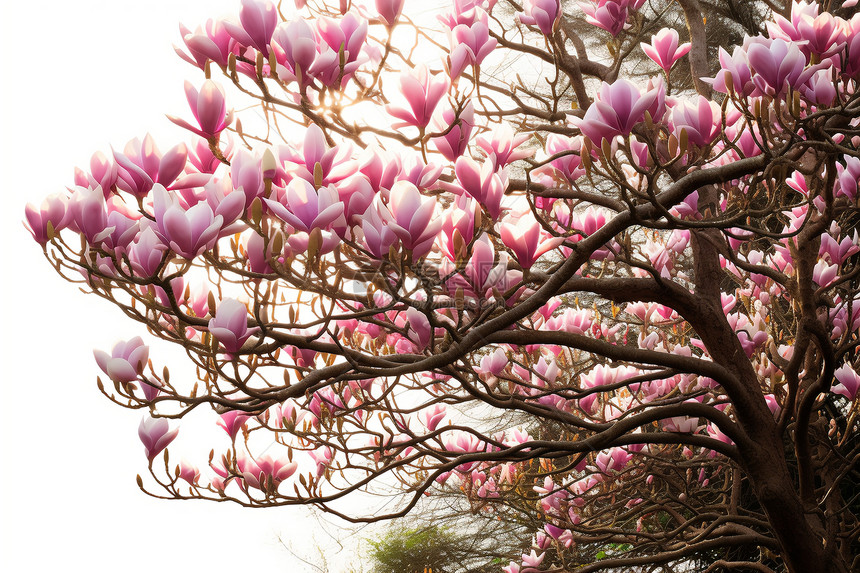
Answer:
[{"left": 367, "top": 525, "right": 463, "bottom": 573}]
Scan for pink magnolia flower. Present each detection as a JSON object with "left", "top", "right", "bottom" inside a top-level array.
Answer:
[
  {"left": 176, "top": 19, "right": 235, "bottom": 69},
  {"left": 521, "top": 549, "right": 545, "bottom": 569},
  {"left": 820, "top": 230, "right": 860, "bottom": 264},
  {"left": 177, "top": 461, "right": 200, "bottom": 485},
  {"left": 594, "top": 447, "right": 632, "bottom": 473},
  {"left": 666, "top": 229, "right": 690, "bottom": 254},
  {"left": 198, "top": 180, "right": 246, "bottom": 234},
  {"left": 286, "top": 334, "right": 319, "bottom": 367},
  {"left": 531, "top": 356, "right": 559, "bottom": 387},
  {"left": 580, "top": 0, "right": 629, "bottom": 37},
  {"left": 663, "top": 416, "right": 699, "bottom": 433},
  {"left": 538, "top": 134, "right": 585, "bottom": 184},
  {"left": 207, "top": 298, "right": 260, "bottom": 354},
  {"left": 706, "top": 46, "right": 755, "bottom": 96},
  {"left": 128, "top": 226, "right": 168, "bottom": 277},
  {"left": 217, "top": 410, "right": 250, "bottom": 439},
  {"left": 405, "top": 306, "right": 432, "bottom": 349},
  {"left": 802, "top": 68, "right": 837, "bottom": 106},
  {"left": 642, "top": 239, "right": 673, "bottom": 278},
  {"left": 309, "top": 387, "right": 348, "bottom": 418},
  {"left": 286, "top": 228, "right": 341, "bottom": 257},
  {"left": 842, "top": 24, "right": 860, "bottom": 78},
  {"left": 568, "top": 206, "right": 610, "bottom": 240},
  {"left": 228, "top": 148, "right": 266, "bottom": 206},
  {"left": 669, "top": 190, "right": 702, "bottom": 221},
  {"left": 168, "top": 80, "right": 233, "bottom": 140},
  {"left": 137, "top": 377, "right": 163, "bottom": 402},
  {"left": 308, "top": 13, "right": 366, "bottom": 87},
  {"left": 317, "top": 12, "right": 367, "bottom": 66},
  {"left": 73, "top": 151, "right": 118, "bottom": 194},
  {"left": 278, "top": 123, "right": 356, "bottom": 188},
  {"left": 835, "top": 156, "right": 860, "bottom": 199},
  {"left": 237, "top": 453, "right": 297, "bottom": 492},
  {"left": 764, "top": 394, "right": 781, "bottom": 417},
  {"left": 798, "top": 12, "right": 845, "bottom": 59},
  {"left": 89, "top": 203, "right": 140, "bottom": 254},
  {"left": 181, "top": 280, "right": 212, "bottom": 321},
  {"left": 747, "top": 37, "right": 818, "bottom": 98},
  {"left": 641, "top": 28, "right": 691, "bottom": 72},
  {"left": 210, "top": 455, "right": 230, "bottom": 478},
  {"left": 718, "top": 118, "right": 762, "bottom": 160},
  {"left": 309, "top": 447, "right": 334, "bottom": 477},
  {"left": 69, "top": 187, "right": 110, "bottom": 245},
  {"left": 265, "top": 179, "right": 344, "bottom": 233},
  {"left": 24, "top": 193, "right": 69, "bottom": 245},
  {"left": 813, "top": 259, "right": 839, "bottom": 287},
  {"left": 375, "top": 0, "right": 405, "bottom": 27},
  {"left": 445, "top": 431, "right": 485, "bottom": 458},
  {"left": 518, "top": 0, "right": 560, "bottom": 36},
  {"left": 138, "top": 416, "right": 179, "bottom": 461},
  {"left": 448, "top": 13, "right": 497, "bottom": 78},
  {"left": 768, "top": 3, "right": 845, "bottom": 59},
  {"left": 438, "top": 0, "right": 496, "bottom": 30},
  {"left": 152, "top": 185, "right": 225, "bottom": 259},
  {"left": 500, "top": 213, "right": 563, "bottom": 269},
  {"left": 833, "top": 364, "right": 860, "bottom": 400},
  {"left": 431, "top": 101, "right": 475, "bottom": 162},
  {"left": 445, "top": 233, "right": 509, "bottom": 297},
  {"left": 543, "top": 523, "right": 564, "bottom": 540},
  {"left": 476, "top": 123, "right": 533, "bottom": 167},
  {"left": 361, "top": 202, "right": 399, "bottom": 259},
  {"left": 584, "top": 363, "right": 635, "bottom": 392},
  {"left": 830, "top": 296, "right": 860, "bottom": 341},
  {"left": 224, "top": 0, "right": 278, "bottom": 55},
  {"left": 533, "top": 476, "right": 559, "bottom": 500},
  {"left": 397, "top": 152, "right": 443, "bottom": 189},
  {"left": 113, "top": 135, "right": 187, "bottom": 197},
  {"left": 707, "top": 423, "right": 734, "bottom": 446},
  {"left": 307, "top": 38, "right": 361, "bottom": 88},
  {"left": 187, "top": 137, "right": 229, "bottom": 175},
  {"left": 381, "top": 181, "right": 442, "bottom": 259},
  {"left": 386, "top": 64, "right": 449, "bottom": 129},
  {"left": 94, "top": 337, "right": 150, "bottom": 383},
  {"left": 244, "top": 230, "right": 276, "bottom": 274},
  {"left": 670, "top": 95, "right": 721, "bottom": 147},
  {"left": 423, "top": 404, "right": 447, "bottom": 432},
  {"left": 439, "top": 194, "right": 479, "bottom": 261},
  {"left": 765, "top": 0, "right": 820, "bottom": 43},
  {"left": 357, "top": 145, "right": 401, "bottom": 192},
  {"left": 574, "top": 79, "right": 662, "bottom": 145},
  {"left": 545, "top": 307, "right": 594, "bottom": 335},
  {"left": 265, "top": 400, "right": 304, "bottom": 429},
  {"left": 454, "top": 156, "right": 506, "bottom": 218},
  {"left": 271, "top": 19, "right": 318, "bottom": 89}
]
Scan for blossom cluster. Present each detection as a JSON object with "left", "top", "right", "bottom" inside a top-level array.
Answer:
[{"left": 26, "top": 1, "right": 860, "bottom": 571}]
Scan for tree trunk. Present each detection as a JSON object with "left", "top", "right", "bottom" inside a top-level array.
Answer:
[
  {"left": 742, "top": 429, "right": 850, "bottom": 573},
  {"left": 688, "top": 199, "right": 850, "bottom": 573}
]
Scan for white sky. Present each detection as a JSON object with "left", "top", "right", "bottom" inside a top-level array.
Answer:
[{"left": 0, "top": 1, "right": 378, "bottom": 571}]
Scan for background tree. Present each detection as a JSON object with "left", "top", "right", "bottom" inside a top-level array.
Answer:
[
  {"left": 25, "top": 1, "right": 860, "bottom": 572},
  {"left": 361, "top": 485, "right": 533, "bottom": 573},
  {"left": 367, "top": 524, "right": 481, "bottom": 573}
]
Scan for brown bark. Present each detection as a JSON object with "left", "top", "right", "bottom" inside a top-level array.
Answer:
[
  {"left": 687, "top": 189, "right": 849, "bottom": 573},
  {"left": 677, "top": 0, "right": 715, "bottom": 98}
]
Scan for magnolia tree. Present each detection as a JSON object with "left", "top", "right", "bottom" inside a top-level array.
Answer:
[{"left": 25, "top": 0, "right": 860, "bottom": 571}]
